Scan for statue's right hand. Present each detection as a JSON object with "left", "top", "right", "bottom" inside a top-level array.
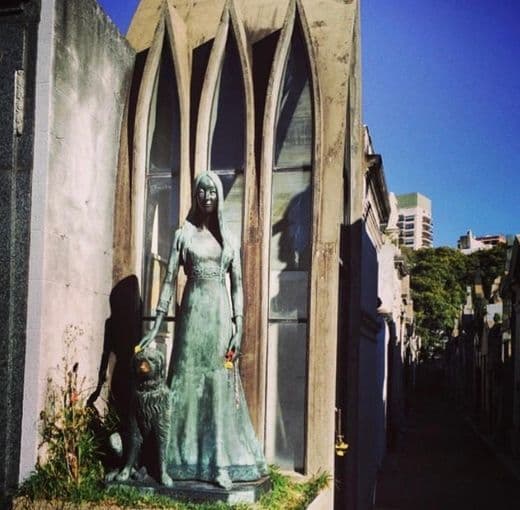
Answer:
[
  {"left": 135, "top": 311, "right": 164, "bottom": 353},
  {"left": 135, "top": 330, "right": 155, "bottom": 353}
]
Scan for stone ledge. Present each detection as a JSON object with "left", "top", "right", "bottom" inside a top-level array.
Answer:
[{"left": 107, "top": 476, "right": 272, "bottom": 505}]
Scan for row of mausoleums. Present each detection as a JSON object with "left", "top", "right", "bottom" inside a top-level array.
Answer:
[
  {"left": 0, "top": 1, "right": 418, "bottom": 508},
  {"left": 446, "top": 236, "right": 520, "bottom": 464}
]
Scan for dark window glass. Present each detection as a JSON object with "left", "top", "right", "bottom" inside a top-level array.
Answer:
[
  {"left": 266, "top": 20, "right": 312, "bottom": 474},
  {"left": 148, "top": 42, "right": 181, "bottom": 173},
  {"left": 209, "top": 30, "right": 245, "bottom": 241},
  {"left": 143, "top": 37, "right": 181, "bottom": 324},
  {"left": 274, "top": 25, "right": 312, "bottom": 170}
]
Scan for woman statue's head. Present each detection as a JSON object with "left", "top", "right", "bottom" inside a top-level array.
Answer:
[
  {"left": 188, "top": 171, "right": 229, "bottom": 250},
  {"left": 195, "top": 174, "right": 218, "bottom": 216}
]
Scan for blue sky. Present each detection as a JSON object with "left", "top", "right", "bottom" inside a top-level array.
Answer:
[
  {"left": 362, "top": 1, "right": 520, "bottom": 246},
  {"left": 99, "top": 0, "right": 519, "bottom": 247}
]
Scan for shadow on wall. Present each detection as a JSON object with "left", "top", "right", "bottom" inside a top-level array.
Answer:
[
  {"left": 87, "top": 275, "right": 142, "bottom": 427},
  {"left": 272, "top": 184, "right": 311, "bottom": 270},
  {"left": 269, "top": 184, "right": 311, "bottom": 472}
]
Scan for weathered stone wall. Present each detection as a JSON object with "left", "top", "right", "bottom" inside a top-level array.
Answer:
[
  {"left": 0, "top": 0, "right": 40, "bottom": 500},
  {"left": 19, "top": 0, "right": 134, "bottom": 481}
]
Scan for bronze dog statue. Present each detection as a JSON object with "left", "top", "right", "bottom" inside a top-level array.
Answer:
[{"left": 108, "top": 348, "right": 172, "bottom": 487}]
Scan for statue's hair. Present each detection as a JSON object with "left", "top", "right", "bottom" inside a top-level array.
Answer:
[{"left": 185, "top": 170, "right": 235, "bottom": 262}]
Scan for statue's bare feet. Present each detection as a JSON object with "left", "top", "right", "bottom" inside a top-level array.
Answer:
[
  {"left": 216, "top": 470, "right": 232, "bottom": 490},
  {"left": 160, "top": 471, "right": 174, "bottom": 488},
  {"left": 115, "top": 466, "right": 131, "bottom": 482}
]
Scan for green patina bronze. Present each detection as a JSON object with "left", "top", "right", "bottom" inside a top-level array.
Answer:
[{"left": 131, "top": 171, "right": 267, "bottom": 490}]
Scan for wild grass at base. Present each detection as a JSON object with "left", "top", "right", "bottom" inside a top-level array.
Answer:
[
  {"left": 258, "top": 467, "right": 330, "bottom": 510},
  {"left": 16, "top": 466, "right": 330, "bottom": 509}
]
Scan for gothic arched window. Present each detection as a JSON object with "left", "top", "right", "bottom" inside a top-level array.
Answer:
[
  {"left": 264, "top": 13, "right": 314, "bottom": 473},
  {"left": 142, "top": 35, "right": 182, "bottom": 323},
  {"left": 208, "top": 27, "right": 246, "bottom": 241}
]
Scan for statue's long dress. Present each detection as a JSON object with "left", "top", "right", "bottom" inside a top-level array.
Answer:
[{"left": 165, "top": 227, "right": 267, "bottom": 483}]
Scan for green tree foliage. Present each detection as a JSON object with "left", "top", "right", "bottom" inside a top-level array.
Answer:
[
  {"left": 466, "top": 243, "right": 507, "bottom": 299},
  {"left": 409, "top": 248, "right": 468, "bottom": 351},
  {"left": 409, "top": 244, "right": 507, "bottom": 354}
]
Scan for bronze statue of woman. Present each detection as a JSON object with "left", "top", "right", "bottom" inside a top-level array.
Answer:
[{"left": 138, "top": 170, "right": 267, "bottom": 490}]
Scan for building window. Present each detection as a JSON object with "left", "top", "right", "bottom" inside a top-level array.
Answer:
[
  {"left": 134, "top": 3, "right": 334, "bottom": 477},
  {"left": 208, "top": 29, "right": 245, "bottom": 241},
  {"left": 265, "top": 18, "right": 313, "bottom": 473},
  {"left": 405, "top": 223, "right": 414, "bottom": 230},
  {"left": 142, "top": 36, "right": 181, "bottom": 323}
]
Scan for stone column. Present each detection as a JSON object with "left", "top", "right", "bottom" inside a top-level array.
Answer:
[{"left": 0, "top": 0, "right": 40, "bottom": 502}]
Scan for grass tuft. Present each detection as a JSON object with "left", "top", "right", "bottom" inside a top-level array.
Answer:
[
  {"left": 257, "top": 466, "right": 331, "bottom": 510},
  {"left": 16, "top": 466, "right": 329, "bottom": 509}
]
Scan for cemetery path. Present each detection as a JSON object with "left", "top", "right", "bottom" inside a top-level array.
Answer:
[{"left": 374, "top": 383, "right": 520, "bottom": 510}]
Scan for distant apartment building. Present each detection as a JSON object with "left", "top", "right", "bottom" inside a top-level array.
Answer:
[
  {"left": 396, "top": 192, "right": 433, "bottom": 249},
  {"left": 457, "top": 230, "right": 506, "bottom": 254}
]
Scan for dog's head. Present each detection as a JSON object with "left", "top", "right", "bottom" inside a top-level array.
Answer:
[{"left": 132, "top": 348, "right": 166, "bottom": 389}]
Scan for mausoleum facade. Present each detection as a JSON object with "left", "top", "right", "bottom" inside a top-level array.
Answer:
[{"left": 0, "top": 1, "right": 405, "bottom": 508}]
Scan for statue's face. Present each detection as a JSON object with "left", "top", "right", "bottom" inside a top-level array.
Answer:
[{"left": 196, "top": 175, "right": 218, "bottom": 215}]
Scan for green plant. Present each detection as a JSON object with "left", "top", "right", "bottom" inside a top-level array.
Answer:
[
  {"left": 100, "top": 467, "right": 329, "bottom": 509},
  {"left": 18, "top": 335, "right": 105, "bottom": 502},
  {"left": 102, "top": 485, "right": 239, "bottom": 509},
  {"left": 258, "top": 466, "right": 330, "bottom": 510},
  {"left": 18, "top": 463, "right": 329, "bottom": 508}
]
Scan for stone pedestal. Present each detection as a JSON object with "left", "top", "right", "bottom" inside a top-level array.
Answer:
[{"left": 108, "top": 476, "right": 272, "bottom": 505}]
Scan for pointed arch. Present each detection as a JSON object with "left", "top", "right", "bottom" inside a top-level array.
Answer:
[
  {"left": 133, "top": 17, "right": 165, "bottom": 282},
  {"left": 133, "top": 4, "right": 190, "bottom": 328},
  {"left": 164, "top": 1, "right": 191, "bottom": 221},
  {"left": 194, "top": 5, "right": 228, "bottom": 177},
  {"left": 194, "top": 0, "right": 254, "bottom": 243},
  {"left": 259, "top": 0, "right": 320, "bottom": 474}
]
